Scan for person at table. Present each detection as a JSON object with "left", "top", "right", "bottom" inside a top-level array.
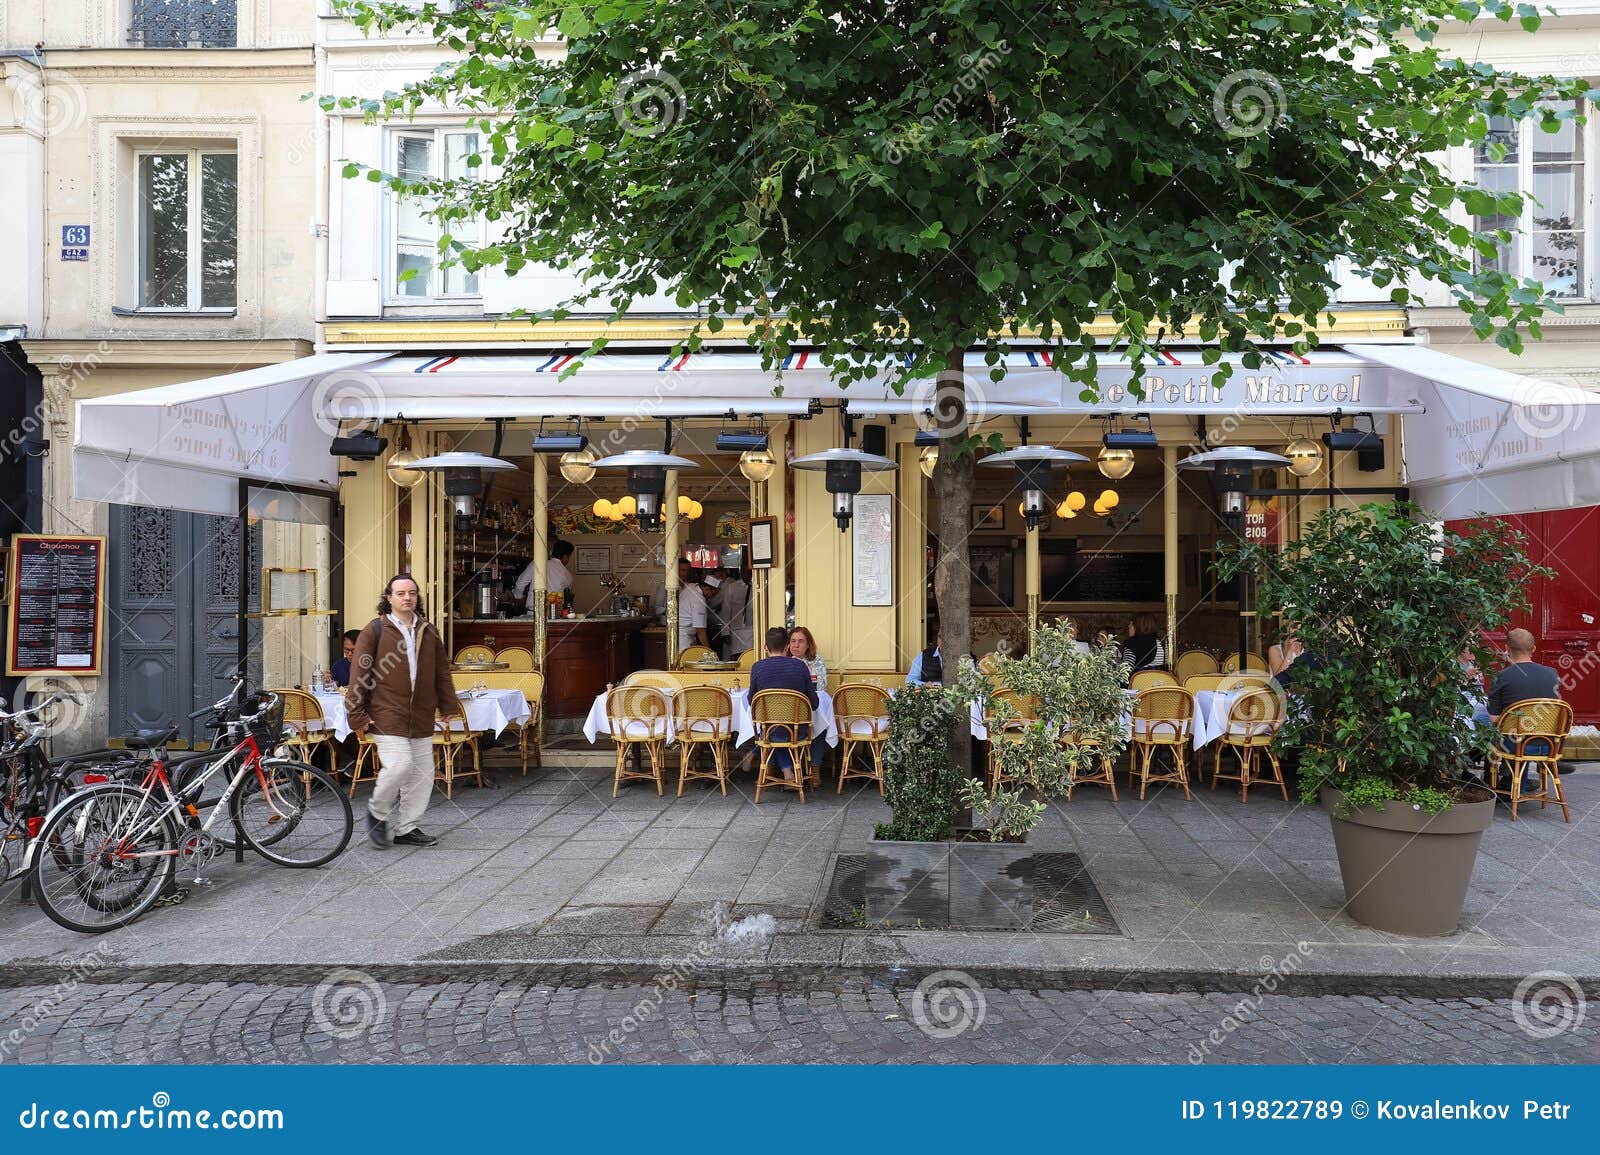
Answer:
[
  {"left": 513, "top": 539, "right": 575, "bottom": 613},
  {"left": 750, "top": 626, "right": 826, "bottom": 780},
  {"left": 1486, "top": 628, "right": 1562, "bottom": 788},
  {"left": 345, "top": 574, "right": 463, "bottom": 850},
  {"left": 1268, "top": 625, "right": 1305, "bottom": 678},
  {"left": 1122, "top": 613, "right": 1165, "bottom": 671},
  {"left": 711, "top": 565, "right": 753, "bottom": 659},
  {"left": 330, "top": 629, "right": 360, "bottom": 688},
  {"left": 788, "top": 625, "right": 827, "bottom": 688},
  {"left": 678, "top": 567, "right": 712, "bottom": 653},
  {"left": 906, "top": 633, "right": 943, "bottom": 687}
]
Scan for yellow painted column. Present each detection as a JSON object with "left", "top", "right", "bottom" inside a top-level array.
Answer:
[
  {"left": 1164, "top": 445, "right": 1179, "bottom": 664},
  {"left": 749, "top": 475, "right": 765, "bottom": 646},
  {"left": 664, "top": 470, "right": 680, "bottom": 667},
  {"left": 1025, "top": 522, "right": 1040, "bottom": 644},
  {"left": 532, "top": 453, "right": 549, "bottom": 751}
]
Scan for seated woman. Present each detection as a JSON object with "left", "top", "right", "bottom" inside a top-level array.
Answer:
[
  {"left": 1122, "top": 613, "right": 1165, "bottom": 671},
  {"left": 1267, "top": 626, "right": 1304, "bottom": 677},
  {"left": 788, "top": 626, "right": 827, "bottom": 691}
]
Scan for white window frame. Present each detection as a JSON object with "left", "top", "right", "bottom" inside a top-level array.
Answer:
[
  {"left": 133, "top": 145, "right": 237, "bottom": 313},
  {"left": 1472, "top": 100, "right": 1592, "bottom": 302},
  {"left": 385, "top": 126, "right": 486, "bottom": 304}
]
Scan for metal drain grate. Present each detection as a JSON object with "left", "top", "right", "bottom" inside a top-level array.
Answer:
[{"left": 819, "top": 852, "right": 1121, "bottom": 934}]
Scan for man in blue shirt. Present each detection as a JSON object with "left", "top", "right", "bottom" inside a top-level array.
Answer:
[
  {"left": 906, "top": 634, "right": 942, "bottom": 687},
  {"left": 749, "top": 626, "right": 825, "bottom": 779},
  {"left": 330, "top": 629, "right": 360, "bottom": 688}
]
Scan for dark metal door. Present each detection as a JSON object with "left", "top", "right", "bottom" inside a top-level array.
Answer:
[{"left": 109, "top": 507, "right": 257, "bottom": 746}]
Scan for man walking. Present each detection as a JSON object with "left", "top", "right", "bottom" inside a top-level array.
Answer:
[{"left": 345, "top": 574, "right": 463, "bottom": 849}]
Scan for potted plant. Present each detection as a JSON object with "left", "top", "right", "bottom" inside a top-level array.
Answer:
[
  {"left": 865, "top": 622, "right": 1130, "bottom": 929},
  {"left": 1221, "top": 502, "right": 1549, "bottom": 936}
]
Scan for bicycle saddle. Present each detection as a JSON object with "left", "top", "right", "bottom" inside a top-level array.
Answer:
[{"left": 123, "top": 726, "right": 179, "bottom": 751}]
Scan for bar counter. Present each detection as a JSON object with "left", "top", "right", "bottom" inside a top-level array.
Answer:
[{"left": 453, "top": 616, "right": 652, "bottom": 717}]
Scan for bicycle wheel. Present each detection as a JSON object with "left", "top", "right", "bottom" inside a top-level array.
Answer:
[
  {"left": 230, "top": 761, "right": 352, "bottom": 867},
  {"left": 30, "top": 783, "right": 177, "bottom": 934}
]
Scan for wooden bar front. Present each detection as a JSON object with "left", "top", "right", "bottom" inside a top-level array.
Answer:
[{"left": 453, "top": 617, "right": 648, "bottom": 717}]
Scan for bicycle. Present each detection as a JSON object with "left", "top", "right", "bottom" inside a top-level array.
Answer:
[{"left": 28, "top": 677, "right": 354, "bottom": 934}]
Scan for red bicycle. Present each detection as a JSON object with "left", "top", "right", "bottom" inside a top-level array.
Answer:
[{"left": 28, "top": 678, "right": 353, "bottom": 934}]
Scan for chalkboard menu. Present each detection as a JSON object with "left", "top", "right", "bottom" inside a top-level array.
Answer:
[
  {"left": 5, "top": 534, "right": 106, "bottom": 676},
  {"left": 1042, "top": 547, "right": 1164, "bottom": 603}
]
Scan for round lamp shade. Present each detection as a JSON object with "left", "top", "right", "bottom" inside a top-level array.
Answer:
[
  {"left": 386, "top": 448, "right": 425, "bottom": 490},
  {"left": 1285, "top": 437, "right": 1324, "bottom": 478},
  {"left": 918, "top": 446, "right": 939, "bottom": 479},
  {"left": 560, "top": 446, "right": 598, "bottom": 484},
  {"left": 739, "top": 449, "right": 776, "bottom": 483},
  {"left": 1097, "top": 446, "right": 1135, "bottom": 480}
]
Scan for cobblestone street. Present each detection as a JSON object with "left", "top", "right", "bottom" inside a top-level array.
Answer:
[{"left": 1, "top": 970, "right": 1594, "bottom": 1065}]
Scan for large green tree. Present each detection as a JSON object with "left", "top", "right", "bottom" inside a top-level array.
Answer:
[{"left": 333, "top": 0, "right": 1583, "bottom": 770}]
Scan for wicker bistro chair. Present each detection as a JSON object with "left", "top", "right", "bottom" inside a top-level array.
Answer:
[
  {"left": 983, "top": 689, "right": 1041, "bottom": 792},
  {"left": 1222, "top": 652, "right": 1268, "bottom": 673},
  {"left": 275, "top": 688, "right": 337, "bottom": 776},
  {"left": 735, "top": 649, "right": 758, "bottom": 671},
  {"left": 496, "top": 646, "right": 535, "bottom": 671},
  {"left": 432, "top": 711, "right": 483, "bottom": 799},
  {"left": 1220, "top": 672, "right": 1274, "bottom": 692},
  {"left": 677, "top": 645, "right": 719, "bottom": 667},
  {"left": 751, "top": 689, "right": 817, "bottom": 803},
  {"left": 1129, "top": 669, "right": 1178, "bottom": 692},
  {"left": 1173, "top": 649, "right": 1218, "bottom": 684},
  {"left": 834, "top": 683, "right": 891, "bottom": 793},
  {"left": 1183, "top": 673, "right": 1232, "bottom": 695},
  {"left": 606, "top": 686, "right": 671, "bottom": 796},
  {"left": 455, "top": 645, "right": 495, "bottom": 665},
  {"left": 1130, "top": 687, "right": 1195, "bottom": 800},
  {"left": 348, "top": 730, "right": 381, "bottom": 797},
  {"left": 672, "top": 686, "right": 735, "bottom": 796},
  {"left": 1063, "top": 732, "right": 1119, "bottom": 800},
  {"left": 1487, "top": 698, "right": 1572, "bottom": 821},
  {"left": 624, "top": 670, "right": 679, "bottom": 690},
  {"left": 1212, "top": 688, "right": 1287, "bottom": 802}
]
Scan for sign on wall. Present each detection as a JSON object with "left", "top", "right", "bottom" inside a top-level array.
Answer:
[
  {"left": 5, "top": 534, "right": 107, "bottom": 676},
  {"left": 61, "top": 225, "right": 89, "bottom": 261},
  {"left": 852, "top": 494, "right": 894, "bottom": 606}
]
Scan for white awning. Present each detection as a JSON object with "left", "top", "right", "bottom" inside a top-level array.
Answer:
[
  {"left": 73, "top": 352, "right": 391, "bottom": 517},
  {"left": 71, "top": 343, "right": 1600, "bottom": 521},
  {"left": 1345, "top": 344, "right": 1600, "bottom": 519}
]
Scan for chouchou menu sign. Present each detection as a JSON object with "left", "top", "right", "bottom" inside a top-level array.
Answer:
[{"left": 5, "top": 534, "right": 106, "bottom": 677}]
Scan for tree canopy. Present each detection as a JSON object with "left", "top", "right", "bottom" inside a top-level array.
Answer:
[{"left": 333, "top": 0, "right": 1586, "bottom": 390}]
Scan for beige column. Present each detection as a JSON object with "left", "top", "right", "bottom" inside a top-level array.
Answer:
[
  {"left": 749, "top": 475, "right": 765, "bottom": 645},
  {"left": 531, "top": 453, "right": 550, "bottom": 750},
  {"left": 664, "top": 470, "right": 680, "bottom": 667},
  {"left": 1163, "top": 445, "right": 1179, "bottom": 664},
  {"left": 1025, "top": 521, "right": 1040, "bottom": 644}
]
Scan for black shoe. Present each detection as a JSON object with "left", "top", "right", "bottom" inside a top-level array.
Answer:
[
  {"left": 367, "top": 812, "right": 391, "bottom": 849},
  {"left": 393, "top": 829, "right": 438, "bottom": 847}
]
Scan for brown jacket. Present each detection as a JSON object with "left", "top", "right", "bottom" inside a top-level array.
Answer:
[{"left": 344, "top": 614, "right": 463, "bottom": 739}]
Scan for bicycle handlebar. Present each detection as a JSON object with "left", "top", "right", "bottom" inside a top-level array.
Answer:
[{"left": 0, "top": 694, "right": 63, "bottom": 723}]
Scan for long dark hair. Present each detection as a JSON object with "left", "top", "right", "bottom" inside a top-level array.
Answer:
[{"left": 376, "top": 574, "right": 427, "bottom": 618}]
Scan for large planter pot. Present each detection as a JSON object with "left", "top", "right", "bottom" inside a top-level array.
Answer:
[
  {"left": 864, "top": 831, "right": 1034, "bottom": 930},
  {"left": 1320, "top": 786, "right": 1495, "bottom": 937}
]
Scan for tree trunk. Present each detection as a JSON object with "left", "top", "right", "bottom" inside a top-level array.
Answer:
[{"left": 933, "top": 343, "right": 973, "bottom": 775}]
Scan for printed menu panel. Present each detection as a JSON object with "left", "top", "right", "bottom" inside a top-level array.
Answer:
[{"left": 6, "top": 535, "right": 106, "bottom": 676}]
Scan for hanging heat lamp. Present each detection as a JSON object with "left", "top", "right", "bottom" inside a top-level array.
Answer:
[
  {"left": 409, "top": 451, "right": 518, "bottom": 525},
  {"left": 790, "top": 447, "right": 896, "bottom": 530},
  {"left": 978, "top": 445, "right": 1088, "bottom": 530},
  {"left": 590, "top": 449, "right": 699, "bottom": 532}
]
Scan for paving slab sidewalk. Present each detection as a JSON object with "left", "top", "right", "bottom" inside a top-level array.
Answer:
[{"left": 1, "top": 756, "right": 1596, "bottom": 985}]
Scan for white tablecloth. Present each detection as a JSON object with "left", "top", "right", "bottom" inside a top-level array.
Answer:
[
  {"left": 311, "top": 689, "right": 531, "bottom": 742},
  {"left": 1191, "top": 690, "right": 1245, "bottom": 749},
  {"left": 583, "top": 687, "right": 838, "bottom": 748},
  {"left": 966, "top": 690, "right": 1138, "bottom": 742}
]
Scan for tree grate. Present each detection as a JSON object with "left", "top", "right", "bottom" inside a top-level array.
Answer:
[{"left": 818, "top": 852, "right": 1122, "bottom": 934}]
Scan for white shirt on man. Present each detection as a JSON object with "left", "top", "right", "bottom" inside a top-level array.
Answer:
[
  {"left": 713, "top": 578, "right": 752, "bottom": 656},
  {"left": 513, "top": 557, "right": 572, "bottom": 610},
  {"left": 678, "top": 582, "right": 709, "bottom": 649},
  {"left": 387, "top": 612, "right": 419, "bottom": 688}
]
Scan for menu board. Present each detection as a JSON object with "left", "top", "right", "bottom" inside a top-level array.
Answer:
[
  {"left": 1042, "top": 547, "right": 1164, "bottom": 604},
  {"left": 5, "top": 534, "right": 106, "bottom": 676},
  {"left": 852, "top": 493, "right": 894, "bottom": 606}
]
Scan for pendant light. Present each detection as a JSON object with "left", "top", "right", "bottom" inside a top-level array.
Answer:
[
  {"left": 385, "top": 426, "right": 424, "bottom": 489},
  {"left": 1284, "top": 436, "right": 1323, "bottom": 478}
]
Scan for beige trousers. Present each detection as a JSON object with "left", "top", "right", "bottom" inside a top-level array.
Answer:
[{"left": 369, "top": 735, "right": 435, "bottom": 837}]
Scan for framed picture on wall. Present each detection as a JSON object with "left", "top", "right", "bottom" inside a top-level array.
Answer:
[
  {"left": 617, "top": 541, "right": 658, "bottom": 571},
  {"left": 970, "top": 503, "right": 1006, "bottom": 531},
  {"left": 574, "top": 544, "right": 612, "bottom": 575},
  {"left": 969, "top": 541, "right": 1015, "bottom": 608},
  {"left": 748, "top": 516, "right": 776, "bottom": 570}
]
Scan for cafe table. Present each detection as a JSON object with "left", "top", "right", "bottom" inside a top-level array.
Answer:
[{"left": 310, "top": 688, "right": 531, "bottom": 741}]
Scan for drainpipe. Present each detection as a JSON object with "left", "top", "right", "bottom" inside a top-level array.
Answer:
[{"left": 313, "top": 38, "right": 330, "bottom": 340}]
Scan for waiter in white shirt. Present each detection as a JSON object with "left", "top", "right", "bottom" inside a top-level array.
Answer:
[
  {"left": 678, "top": 568, "right": 711, "bottom": 651},
  {"left": 514, "top": 540, "right": 574, "bottom": 612},
  {"left": 711, "top": 566, "right": 752, "bottom": 658}
]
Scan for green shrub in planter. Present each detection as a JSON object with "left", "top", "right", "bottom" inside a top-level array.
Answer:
[
  {"left": 1220, "top": 501, "right": 1549, "bottom": 810},
  {"left": 876, "top": 660, "right": 986, "bottom": 842}
]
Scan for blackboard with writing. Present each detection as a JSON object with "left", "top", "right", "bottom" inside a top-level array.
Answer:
[
  {"left": 1043, "top": 548, "right": 1164, "bottom": 603},
  {"left": 6, "top": 535, "right": 106, "bottom": 676}
]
